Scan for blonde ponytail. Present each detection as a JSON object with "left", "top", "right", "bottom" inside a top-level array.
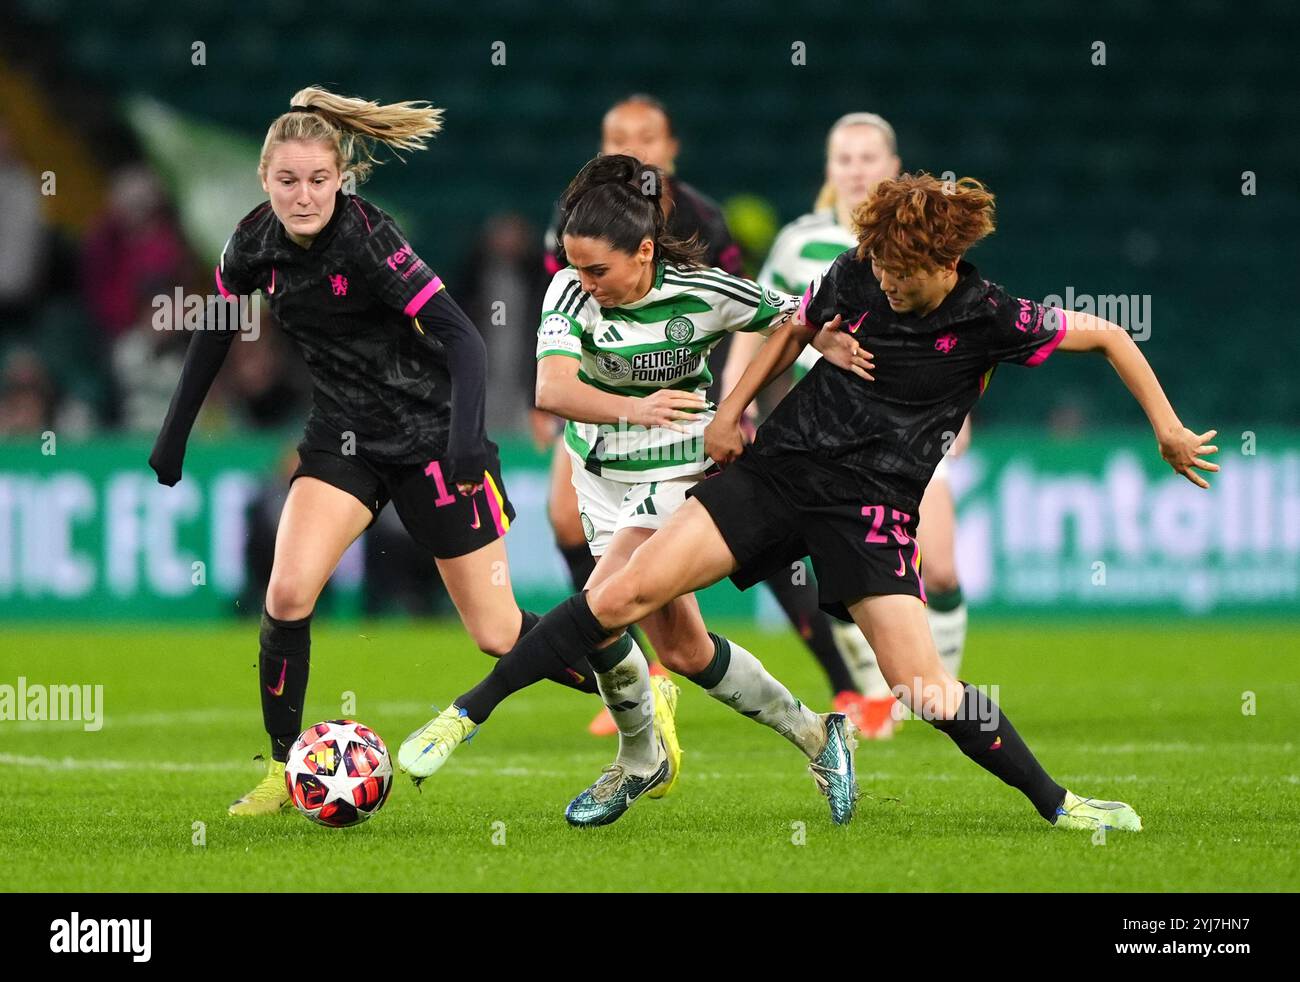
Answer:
[{"left": 259, "top": 86, "right": 444, "bottom": 186}]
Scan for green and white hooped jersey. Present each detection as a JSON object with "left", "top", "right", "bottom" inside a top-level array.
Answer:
[
  {"left": 757, "top": 209, "right": 857, "bottom": 377},
  {"left": 536, "top": 261, "right": 798, "bottom": 482}
]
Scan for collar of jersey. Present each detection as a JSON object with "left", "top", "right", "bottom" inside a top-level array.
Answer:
[{"left": 278, "top": 190, "right": 347, "bottom": 253}]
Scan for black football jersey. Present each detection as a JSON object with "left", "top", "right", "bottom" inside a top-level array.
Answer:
[
  {"left": 217, "top": 191, "right": 475, "bottom": 465},
  {"left": 751, "top": 252, "right": 1067, "bottom": 512}
]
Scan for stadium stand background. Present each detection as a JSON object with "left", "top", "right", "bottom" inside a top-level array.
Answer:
[
  {"left": 0, "top": 1, "right": 1296, "bottom": 621},
  {"left": 2, "top": 0, "right": 1297, "bottom": 430}
]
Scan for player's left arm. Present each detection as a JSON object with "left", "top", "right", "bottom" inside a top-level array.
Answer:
[
  {"left": 1056, "top": 310, "right": 1219, "bottom": 488},
  {"left": 409, "top": 290, "right": 491, "bottom": 493}
]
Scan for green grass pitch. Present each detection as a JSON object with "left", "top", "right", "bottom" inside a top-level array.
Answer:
[{"left": 2, "top": 619, "right": 1297, "bottom": 892}]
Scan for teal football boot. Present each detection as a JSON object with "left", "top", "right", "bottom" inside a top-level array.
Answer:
[
  {"left": 808, "top": 712, "right": 859, "bottom": 825},
  {"left": 565, "top": 749, "right": 670, "bottom": 828}
]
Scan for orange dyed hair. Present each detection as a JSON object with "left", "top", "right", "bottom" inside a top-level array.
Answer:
[{"left": 852, "top": 172, "right": 996, "bottom": 274}]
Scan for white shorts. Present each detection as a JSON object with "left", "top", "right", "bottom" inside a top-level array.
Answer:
[{"left": 569, "top": 458, "right": 698, "bottom": 556}]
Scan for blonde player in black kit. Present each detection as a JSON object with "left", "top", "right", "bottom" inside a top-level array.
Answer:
[
  {"left": 408, "top": 172, "right": 1220, "bottom": 830},
  {"left": 149, "top": 87, "right": 606, "bottom": 819}
]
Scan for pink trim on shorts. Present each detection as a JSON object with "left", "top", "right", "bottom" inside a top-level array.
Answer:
[
  {"left": 483, "top": 471, "right": 509, "bottom": 536},
  {"left": 911, "top": 538, "right": 927, "bottom": 604}
]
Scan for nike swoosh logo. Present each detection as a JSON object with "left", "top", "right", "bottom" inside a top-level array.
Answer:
[
  {"left": 266, "top": 659, "right": 287, "bottom": 697},
  {"left": 470, "top": 498, "right": 481, "bottom": 530},
  {"left": 626, "top": 761, "right": 669, "bottom": 803},
  {"left": 894, "top": 549, "right": 906, "bottom": 576}
]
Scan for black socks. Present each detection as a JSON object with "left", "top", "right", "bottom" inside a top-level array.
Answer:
[
  {"left": 928, "top": 682, "right": 1067, "bottom": 821},
  {"left": 458, "top": 593, "right": 613, "bottom": 723},
  {"left": 259, "top": 608, "right": 312, "bottom": 763},
  {"left": 521, "top": 607, "right": 600, "bottom": 696},
  {"left": 561, "top": 543, "right": 656, "bottom": 662}
]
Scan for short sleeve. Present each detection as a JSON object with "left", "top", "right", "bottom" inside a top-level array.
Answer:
[
  {"left": 536, "top": 272, "right": 590, "bottom": 360},
  {"left": 740, "top": 285, "right": 801, "bottom": 337},
  {"left": 985, "top": 286, "right": 1069, "bottom": 367},
  {"left": 354, "top": 201, "right": 444, "bottom": 317},
  {"left": 690, "top": 267, "right": 797, "bottom": 337},
  {"left": 214, "top": 233, "right": 256, "bottom": 298},
  {"left": 800, "top": 251, "right": 850, "bottom": 328}
]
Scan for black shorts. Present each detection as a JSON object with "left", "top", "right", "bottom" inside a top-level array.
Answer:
[
  {"left": 290, "top": 433, "right": 516, "bottom": 560},
  {"left": 686, "top": 453, "right": 926, "bottom": 622}
]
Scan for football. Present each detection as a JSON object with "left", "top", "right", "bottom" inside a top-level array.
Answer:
[{"left": 284, "top": 720, "right": 393, "bottom": 828}]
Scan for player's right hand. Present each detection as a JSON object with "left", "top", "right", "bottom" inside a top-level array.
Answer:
[
  {"left": 628, "top": 389, "right": 708, "bottom": 433},
  {"left": 703, "top": 413, "right": 747, "bottom": 465}
]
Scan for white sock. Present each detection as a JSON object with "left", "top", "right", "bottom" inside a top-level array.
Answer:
[
  {"left": 928, "top": 601, "right": 968, "bottom": 678},
  {"left": 595, "top": 635, "right": 660, "bottom": 774},
  {"left": 695, "top": 634, "right": 825, "bottom": 758},
  {"left": 831, "top": 621, "right": 893, "bottom": 699}
]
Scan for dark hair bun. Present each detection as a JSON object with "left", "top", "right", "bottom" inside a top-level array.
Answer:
[
  {"left": 562, "top": 153, "right": 662, "bottom": 211},
  {"left": 556, "top": 153, "right": 704, "bottom": 268}
]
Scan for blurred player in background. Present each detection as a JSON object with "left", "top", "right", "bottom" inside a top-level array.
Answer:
[
  {"left": 538, "top": 94, "right": 870, "bottom": 737},
  {"left": 149, "top": 88, "right": 603, "bottom": 817},
  {"left": 724, "top": 112, "right": 972, "bottom": 738}
]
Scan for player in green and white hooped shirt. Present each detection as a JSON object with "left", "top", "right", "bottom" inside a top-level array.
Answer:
[
  {"left": 724, "top": 112, "right": 972, "bottom": 739},
  {"left": 536, "top": 94, "right": 745, "bottom": 741},
  {"left": 530, "top": 155, "right": 871, "bottom": 825}
]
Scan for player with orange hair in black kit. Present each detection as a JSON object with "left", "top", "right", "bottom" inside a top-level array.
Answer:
[{"left": 405, "top": 172, "right": 1219, "bottom": 831}]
